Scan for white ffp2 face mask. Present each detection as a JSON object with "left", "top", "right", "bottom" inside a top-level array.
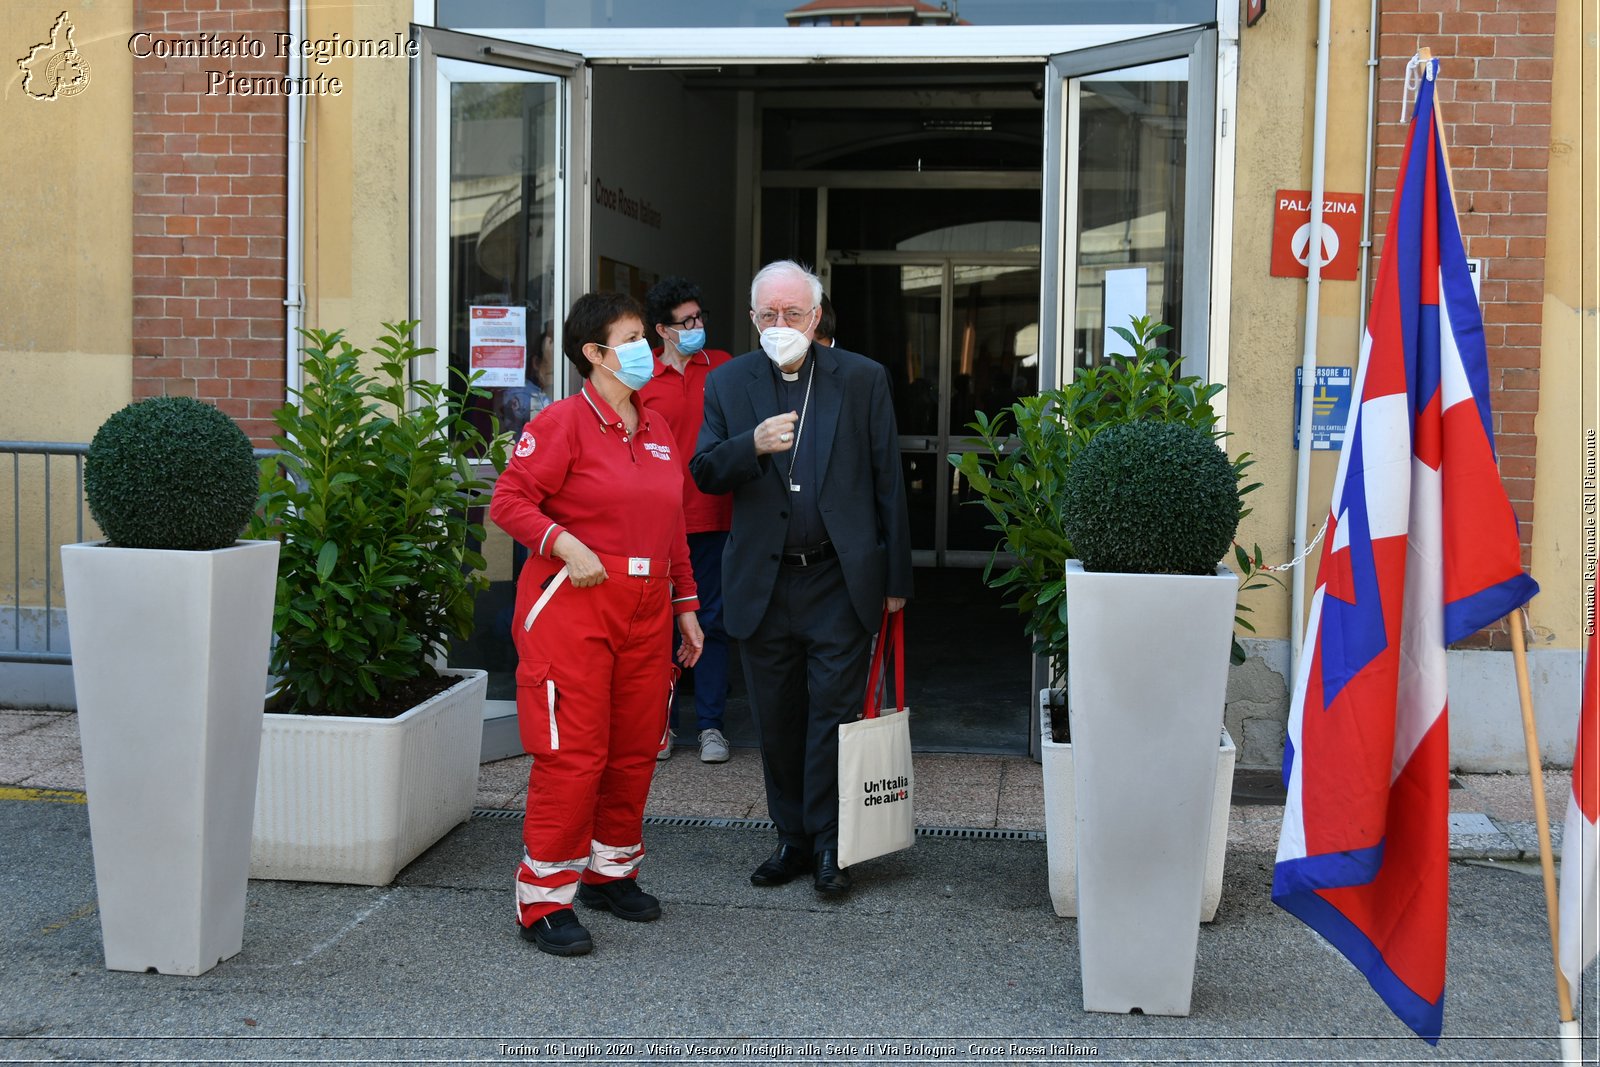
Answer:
[{"left": 760, "top": 326, "right": 810, "bottom": 368}]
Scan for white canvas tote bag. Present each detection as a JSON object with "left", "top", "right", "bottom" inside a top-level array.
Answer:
[{"left": 837, "top": 609, "right": 914, "bottom": 868}]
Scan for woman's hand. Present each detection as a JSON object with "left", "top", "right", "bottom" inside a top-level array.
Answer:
[
  {"left": 552, "top": 532, "right": 606, "bottom": 588},
  {"left": 676, "top": 612, "right": 704, "bottom": 668}
]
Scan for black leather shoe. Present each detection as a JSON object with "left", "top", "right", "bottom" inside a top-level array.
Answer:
[
  {"left": 750, "top": 843, "right": 810, "bottom": 886},
  {"left": 812, "top": 849, "right": 851, "bottom": 896},
  {"left": 518, "top": 908, "right": 593, "bottom": 956},
  {"left": 576, "top": 878, "right": 661, "bottom": 922}
]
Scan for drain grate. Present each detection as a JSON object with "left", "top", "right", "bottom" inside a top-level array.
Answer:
[
  {"left": 473, "top": 809, "right": 1043, "bottom": 841},
  {"left": 644, "top": 815, "right": 776, "bottom": 831},
  {"left": 917, "top": 825, "right": 1046, "bottom": 842},
  {"left": 473, "top": 808, "right": 522, "bottom": 820}
]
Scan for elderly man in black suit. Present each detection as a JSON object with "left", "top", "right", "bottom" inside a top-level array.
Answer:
[{"left": 690, "top": 260, "right": 913, "bottom": 896}]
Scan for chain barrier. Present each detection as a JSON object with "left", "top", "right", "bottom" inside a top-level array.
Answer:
[{"left": 1260, "top": 522, "right": 1329, "bottom": 574}]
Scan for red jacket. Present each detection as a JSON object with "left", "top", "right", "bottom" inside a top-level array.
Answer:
[
  {"left": 636, "top": 349, "right": 733, "bottom": 535},
  {"left": 490, "top": 380, "right": 698, "bottom": 614}
]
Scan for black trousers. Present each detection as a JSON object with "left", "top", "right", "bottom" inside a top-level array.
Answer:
[{"left": 740, "top": 557, "right": 874, "bottom": 853}]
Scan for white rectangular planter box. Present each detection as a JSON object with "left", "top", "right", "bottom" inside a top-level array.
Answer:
[
  {"left": 1065, "top": 561, "right": 1238, "bottom": 1017},
  {"left": 1040, "top": 691, "right": 1234, "bottom": 923},
  {"left": 63, "top": 540, "right": 278, "bottom": 976},
  {"left": 251, "top": 668, "right": 487, "bottom": 886}
]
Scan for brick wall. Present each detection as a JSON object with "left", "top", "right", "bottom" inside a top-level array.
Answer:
[
  {"left": 1375, "top": 0, "right": 1553, "bottom": 648},
  {"left": 132, "top": 0, "right": 288, "bottom": 445}
]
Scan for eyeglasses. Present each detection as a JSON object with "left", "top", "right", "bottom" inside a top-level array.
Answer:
[
  {"left": 668, "top": 312, "right": 706, "bottom": 329},
  {"left": 752, "top": 306, "right": 815, "bottom": 328}
]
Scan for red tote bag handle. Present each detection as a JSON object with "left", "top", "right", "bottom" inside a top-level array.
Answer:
[{"left": 861, "top": 607, "right": 905, "bottom": 720}]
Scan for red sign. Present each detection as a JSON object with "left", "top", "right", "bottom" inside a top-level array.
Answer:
[
  {"left": 1270, "top": 189, "right": 1365, "bottom": 281},
  {"left": 1246, "top": 0, "right": 1267, "bottom": 27}
]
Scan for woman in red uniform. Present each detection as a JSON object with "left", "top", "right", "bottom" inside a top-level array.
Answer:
[{"left": 490, "top": 291, "right": 704, "bottom": 957}]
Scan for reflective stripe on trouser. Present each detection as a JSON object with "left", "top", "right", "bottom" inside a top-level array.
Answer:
[
  {"left": 512, "top": 554, "right": 673, "bottom": 924},
  {"left": 515, "top": 852, "right": 587, "bottom": 926},
  {"left": 514, "top": 842, "right": 643, "bottom": 926},
  {"left": 588, "top": 839, "right": 645, "bottom": 880}
]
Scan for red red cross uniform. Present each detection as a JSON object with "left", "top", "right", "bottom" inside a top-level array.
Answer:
[
  {"left": 490, "top": 381, "right": 698, "bottom": 927},
  {"left": 636, "top": 349, "right": 734, "bottom": 535}
]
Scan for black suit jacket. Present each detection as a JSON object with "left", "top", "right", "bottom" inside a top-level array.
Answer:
[{"left": 690, "top": 342, "right": 913, "bottom": 640}]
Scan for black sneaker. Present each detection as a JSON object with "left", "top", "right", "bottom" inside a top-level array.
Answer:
[
  {"left": 518, "top": 908, "right": 593, "bottom": 956},
  {"left": 576, "top": 878, "right": 662, "bottom": 922}
]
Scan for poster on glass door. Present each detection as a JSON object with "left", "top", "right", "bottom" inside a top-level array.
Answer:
[{"left": 468, "top": 306, "right": 527, "bottom": 388}]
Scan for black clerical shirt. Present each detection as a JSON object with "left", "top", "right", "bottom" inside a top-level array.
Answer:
[{"left": 776, "top": 361, "right": 826, "bottom": 550}]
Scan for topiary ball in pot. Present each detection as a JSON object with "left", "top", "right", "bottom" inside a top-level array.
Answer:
[
  {"left": 1061, "top": 420, "right": 1241, "bottom": 575},
  {"left": 85, "top": 396, "right": 259, "bottom": 551}
]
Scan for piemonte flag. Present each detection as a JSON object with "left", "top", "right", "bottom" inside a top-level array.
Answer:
[
  {"left": 1272, "top": 59, "right": 1539, "bottom": 1042},
  {"left": 1558, "top": 587, "right": 1598, "bottom": 995}
]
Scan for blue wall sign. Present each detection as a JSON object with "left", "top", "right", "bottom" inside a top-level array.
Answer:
[{"left": 1294, "top": 366, "right": 1353, "bottom": 450}]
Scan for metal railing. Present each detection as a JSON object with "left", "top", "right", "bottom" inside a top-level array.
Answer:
[
  {"left": 2, "top": 442, "right": 86, "bottom": 665},
  {"left": 2, "top": 441, "right": 279, "bottom": 667}
]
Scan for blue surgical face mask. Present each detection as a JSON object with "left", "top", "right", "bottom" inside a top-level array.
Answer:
[
  {"left": 673, "top": 327, "right": 706, "bottom": 356},
  {"left": 597, "top": 338, "right": 655, "bottom": 391}
]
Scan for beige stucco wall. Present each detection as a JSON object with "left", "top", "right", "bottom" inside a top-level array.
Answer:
[
  {"left": 0, "top": 0, "right": 414, "bottom": 440},
  {"left": 301, "top": 0, "right": 411, "bottom": 346},
  {"left": 1227, "top": 4, "right": 1589, "bottom": 650},
  {"left": 0, "top": 0, "right": 416, "bottom": 601},
  {"left": 1529, "top": 0, "right": 1598, "bottom": 649},
  {"left": 1227, "top": 1, "right": 1374, "bottom": 644},
  {"left": 1, "top": 3, "right": 134, "bottom": 442},
  {"left": 2, "top": 3, "right": 131, "bottom": 597}
]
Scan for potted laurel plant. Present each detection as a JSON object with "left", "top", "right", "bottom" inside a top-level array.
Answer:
[
  {"left": 950, "top": 317, "right": 1263, "bottom": 922},
  {"left": 1059, "top": 419, "right": 1243, "bottom": 1018},
  {"left": 247, "top": 321, "right": 506, "bottom": 886},
  {"left": 62, "top": 396, "right": 278, "bottom": 975},
  {"left": 951, "top": 317, "right": 1264, "bottom": 689}
]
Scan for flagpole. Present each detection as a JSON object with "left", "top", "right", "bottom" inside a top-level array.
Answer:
[
  {"left": 1507, "top": 610, "right": 1579, "bottom": 1060},
  {"left": 1445, "top": 26, "right": 1581, "bottom": 1041}
]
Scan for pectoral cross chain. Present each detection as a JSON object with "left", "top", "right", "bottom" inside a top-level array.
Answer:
[{"left": 784, "top": 360, "right": 816, "bottom": 496}]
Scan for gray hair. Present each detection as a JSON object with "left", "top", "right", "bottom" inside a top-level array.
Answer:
[{"left": 749, "top": 260, "right": 822, "bottom": 311}]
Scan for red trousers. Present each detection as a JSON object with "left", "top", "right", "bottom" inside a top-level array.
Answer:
[{"left": 512, "top": 554, "right": 673, "bottom": 926}]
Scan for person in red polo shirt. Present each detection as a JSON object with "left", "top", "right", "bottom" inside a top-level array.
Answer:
[
  {"left": 637, "top": 277, "right": 735, "bottom": 764},
  {"left": 490, "top": 291, "right": 704, "bottom": 957}
]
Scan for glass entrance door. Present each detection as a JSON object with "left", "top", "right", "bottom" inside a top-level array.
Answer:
[
  {"left": 1040, "top": 28, "right": 1218, "bottom": 389},
  {"left": 1026, "top": 27, "right": 1219, "bottom": 752},
  {"left": 417, "top": 28, "right": 587, "bottom": 758}
]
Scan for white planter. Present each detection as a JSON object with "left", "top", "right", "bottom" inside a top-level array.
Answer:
[
  {"left": 1039, "top": 690, "right": 1234, "bottom": 923},
  {"left": 62, "top": 540, "right": 279, "bottom": 976},
  {"left": 1065, "top": 560, "right": 1238, "bottom": 1017},
  {"left": 252, "top": 668, "right": 487, "bottom": 885}
]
